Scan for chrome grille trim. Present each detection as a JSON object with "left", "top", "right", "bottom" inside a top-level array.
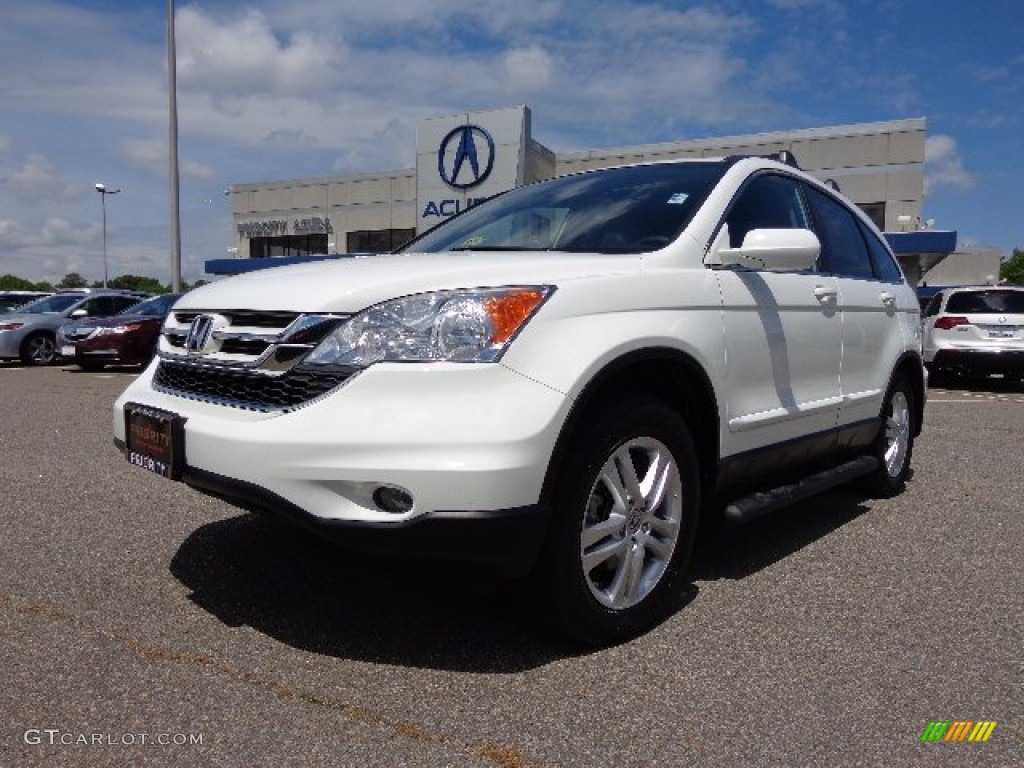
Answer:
[
  {"left": 159, "top": 311, "right": 347, "bottom": 373},
  {"left": 154, "top": 310, "right": 353, "bottom": 411}
]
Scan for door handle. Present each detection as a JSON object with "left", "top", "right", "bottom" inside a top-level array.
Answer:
[
  {"left": 879, "top": 291, "right": 896, "bottom": 306},
  {"left": 813, "top": 285, "right": 837, "bottom": 302}
]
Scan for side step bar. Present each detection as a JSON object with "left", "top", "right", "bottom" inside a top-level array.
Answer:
[{"left": 723, "top": 455, "right": 879, "bottom": 525}]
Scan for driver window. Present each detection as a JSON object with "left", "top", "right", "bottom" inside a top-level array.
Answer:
[
  {"left": 84, "top": 297, "right": 114, "bottom": 316},
  {"left": 724, "top": 174, "right": 810, "bottom": 248}
]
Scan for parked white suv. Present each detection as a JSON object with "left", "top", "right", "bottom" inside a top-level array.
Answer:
[
  {"left": 922, "top": 286, "right": 1024, "bottom": 382},
  {"left": 114, "top": 155, "right": 924, "bottom": 644}
]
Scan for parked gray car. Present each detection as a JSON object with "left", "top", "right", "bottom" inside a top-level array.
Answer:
[{"left": 0, "top": 290, "right": 149, "bottom": 365}]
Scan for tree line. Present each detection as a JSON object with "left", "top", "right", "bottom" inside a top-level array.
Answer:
[
  {"left": 1000, "top": 248, "right": 1024, "bottom": 285},
  {"left": 0, "top": 272, "right": 207, "bottom": 294}
]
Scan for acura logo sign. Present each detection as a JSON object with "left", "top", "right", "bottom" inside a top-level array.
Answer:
[{"left": 438, "top": 125, "right": 495, "bottom": 189}]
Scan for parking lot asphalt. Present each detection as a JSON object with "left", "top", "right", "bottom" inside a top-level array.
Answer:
[{"left": 1, "top": 362, "right": 1021, "bottom": 767}]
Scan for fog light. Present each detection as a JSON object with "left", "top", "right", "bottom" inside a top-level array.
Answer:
[{"left": 373, "top": 485, "right": 414, "bottom": 514}]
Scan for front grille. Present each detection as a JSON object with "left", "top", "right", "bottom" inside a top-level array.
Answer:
[
  {"left": 173, "top": 310, "right": 300, "bottom": 329},
  {"left": 153, "top": 361, "right": 354, "bottom": 411},
  {"left": 161, "top": 310, "right": 342, "bottom": 369},
  {"left": 220, "top": 338, "right": 272, "bottom": 356}
]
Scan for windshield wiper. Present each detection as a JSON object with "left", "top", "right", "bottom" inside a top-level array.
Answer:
[{"left": 447, "top": 245, "right": 541, "bottom": 251}]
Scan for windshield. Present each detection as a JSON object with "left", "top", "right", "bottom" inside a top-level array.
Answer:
[
  {"left": 15, "top": 294, "right": 84, "bottom": 314},
  {"left": 403, "top": 162, "right": 726, "bottom": 254},
  {"left": 121, "top": 294, "right": 180, "bottom": 317},
  {"left": 947, "top": 290, "right": 1024, "bottom": 314}
]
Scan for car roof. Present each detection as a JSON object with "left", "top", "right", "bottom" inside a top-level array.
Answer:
[{"left": 943, "top": 285, "right": 1023, "bottom": 295}]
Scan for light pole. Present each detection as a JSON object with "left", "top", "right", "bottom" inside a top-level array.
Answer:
[
  {"left": 95, "top": 183, "right": 120, "bottom": 288},
  {"left": 168, "top": 0, "right": 182, "bottom": 292}
]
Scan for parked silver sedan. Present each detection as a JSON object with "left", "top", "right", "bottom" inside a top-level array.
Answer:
[{"left": 0, "top": 290, "right": 149, "bottom": 365}]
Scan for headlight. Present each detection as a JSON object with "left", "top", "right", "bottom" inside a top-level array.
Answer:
[
  {"left": 96, "top": 323, "right": 143, "bottom": 336},
  {"left": 304, "top": 286, "right": 553, "bottom": 368}
]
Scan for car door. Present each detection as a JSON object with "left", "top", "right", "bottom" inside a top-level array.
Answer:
[
  {"left": 711, "top": 173, "right": 843, "bottom": 456},
  {"left": 803, "top": 185, "right": 910, "bottom": 429}
]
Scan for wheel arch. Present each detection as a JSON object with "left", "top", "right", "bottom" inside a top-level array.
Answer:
[
  {"left": 539, "top": 347, "right": 720, "bottom": 504},
  {"left": 19, "top": 328, "right": 57, "bottom": 364},
  {"left": 889, "top": 352, "right": 926, "bottom": 437}
]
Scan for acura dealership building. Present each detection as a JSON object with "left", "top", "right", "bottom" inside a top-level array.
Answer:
[{"left": 211, "top": 105, "right": 956, "bottom": 284}]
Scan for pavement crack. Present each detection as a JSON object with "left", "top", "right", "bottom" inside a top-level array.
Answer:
[{"left": 1, "top": 592, "right": 549, "bottom": 767}]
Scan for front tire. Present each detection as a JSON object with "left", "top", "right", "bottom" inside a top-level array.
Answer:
[
  {"left": 20, "top": 332, "right": 57, "bottom": 366},
  {"left": 535, "top": 397, "right": 700, "bottom": 645},
  {"left": 861, "top": 373, "right": 915, "bottom": 497}
]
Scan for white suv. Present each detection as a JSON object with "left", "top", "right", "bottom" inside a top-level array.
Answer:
[
  {"left": 114, "top": 155, "right": 924, "bottom": 644},
  {"left": 922, "top": 286, "right": 1024, "bottom": 382}
]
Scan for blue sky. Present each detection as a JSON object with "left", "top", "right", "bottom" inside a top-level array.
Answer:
[{"left": 1, "top": 0, "right": 1021, "bottom": 284}]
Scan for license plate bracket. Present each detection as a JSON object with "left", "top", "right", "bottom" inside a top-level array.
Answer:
[{"left": 124, "top": 403, "right": 186, "bottom": 479}]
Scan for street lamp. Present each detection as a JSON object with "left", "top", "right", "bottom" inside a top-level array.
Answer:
[{"left": 95, "top": 183, "right": 120, "bottom": 287}]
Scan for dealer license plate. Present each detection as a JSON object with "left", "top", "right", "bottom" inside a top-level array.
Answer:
[
  {"left": 60, "top": 345, "right": 75, "bottom": 357},
  {"left": 124, "top": 403, "right": 185, "bottom": 479}
]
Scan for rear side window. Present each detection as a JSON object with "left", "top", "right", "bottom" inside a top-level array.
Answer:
[
  {"left": 111, "top": 296, "right": 142, "bottom": 313},
  {"left": 858, "top": 220, "right": 904, "bottom": 283},
  {"left": 947, "top": 290, "right": 1024, "bottom": 314},
  {"left": 723, "top": 174, "right": 810, "bottom": 248},
  {"left": 923, "top": 294, "right": 943, "bottom": 317},
  {"left": 805, "top": 186, "right": 875, "bottom": 280}
]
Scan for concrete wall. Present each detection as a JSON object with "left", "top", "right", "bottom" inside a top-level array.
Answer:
[
  {"left": 556, "top": 119, "right": 926, "bottom": 232},
  {"left": 229, "top": 169, "right": 416, "bottom": 255},
  {"left": 920, "top": 248, "right": 1003, "bottom": 287}
]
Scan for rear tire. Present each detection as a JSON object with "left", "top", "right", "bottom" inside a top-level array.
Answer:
[
  {"left": 861, "top": 373, "right": 915, "bottom": 497},
  {"left": 533, "top": 396, "right": 700, "bottom": 645},
  {"left": 20, "top": 332, "right": 57, "bottom": 366}
]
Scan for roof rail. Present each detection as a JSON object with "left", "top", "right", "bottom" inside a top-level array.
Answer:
[
  {"left": 722, "top": 150, "right": 801, "bottom": 169},
  {"left": 767, "top": 150, "right": 800, "bottom": 168}
]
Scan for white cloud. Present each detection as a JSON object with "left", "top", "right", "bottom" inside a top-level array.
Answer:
[
  {"left": 120, "top": 137, "right": 216, "bottom": 181},
  {"left": 176, "top": 7, "right": 342, "bottom": 96},
  {"left": 925, "top": 135, "right": 976, "bottom": 193},
  {"left": 503, "top": 46, "right": 554, "bottom": 92},
  {"left": 4, "top": 153, "right": 84, "bottom": 201},
  {"left": 0, "top": 216, "right": 99, "bottom": 249}
]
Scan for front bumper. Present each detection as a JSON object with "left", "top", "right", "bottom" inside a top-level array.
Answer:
[
  {"left": 930, "top": 348, "right": 1024, "bottom": 373},
  {"left": 118, "top": 458, "right": 552, "bottom": 576},
  {"left": 0, "top": 329, "right": 27, "bottom": 358},
  {"left": 114, "top": 360, "right": 570, "bottom": 570}
]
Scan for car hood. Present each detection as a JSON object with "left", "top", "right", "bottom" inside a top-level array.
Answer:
[{"left": 176, "top": 251, "right": 639, "bottom": 313}]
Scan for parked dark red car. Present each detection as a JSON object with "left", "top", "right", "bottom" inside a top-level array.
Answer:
[{"left": 58, "top": 293, "right": 181, "bottom": 370}]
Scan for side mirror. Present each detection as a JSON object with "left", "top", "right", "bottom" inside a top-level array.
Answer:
[
  {"left": 69, "top": 309, "right": 88, "bottom": 319},
  {"left": 710, "top": 228, "right": 821, "bottom": 272}
]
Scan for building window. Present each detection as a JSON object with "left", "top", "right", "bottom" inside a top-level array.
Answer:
[
  {"left": 857, "top": 203, "right": 885, "bottom": 231},
  {"left": 249, "top": 234, "right": 328, "bottom": 258},
  {"left": 346, "top": 228, "right": 416, "bottom": 253}
]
